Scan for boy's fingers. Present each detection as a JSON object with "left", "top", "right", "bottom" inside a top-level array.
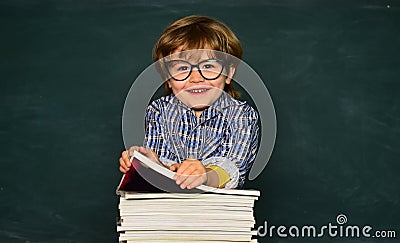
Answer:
[
  {"left": 119, "top": 157, "right": 130, "bottom": 170},
  {"left": 119, "top": 157, "right": 125, "bottom": 167},
  {"left": 139, "top": 146, "right": 148, "bottom": 155},
  {"left": 175, "top": 162, "right": 189, "bottom": 175},
  {"left": 119, "top": 165, "right": 128, "bottom": 174},
  {"left": 180, "top": 174, "right": 197, "bottom": 189},
  {"left": 169, "top": 164, "right": 179, "bottom": 172},
  {"left": 149, "top": 149, "right": 159, "bottom": 161},
  {"left": 122, "top": 150, "right": 128, "bottom": 159},
  {"left": 143, "top": 147, "right": 162, "bottom": 164},
  {"left": 128, "top": 146, "right": 140, "bottom": 156},
  {"left": 181, "top": 173, "right": 206, "bottom": 189},
  {"left": 138, "top": 147, "right": 151, "bottom": 158},
  {"left": 178, "top": 165, "right": 196, "bottom": 177},
  {"left": 125, "top": 158, "right": 131, "bottom": 168},
  {"left": 186, "top": 176, "right": 205, "bottom": 189},
  {"left": 175, "top": 166, "right": 196, "bottom": 184},
  {"left": 122, "top": 155, "right": 131, "bottom": 168}
]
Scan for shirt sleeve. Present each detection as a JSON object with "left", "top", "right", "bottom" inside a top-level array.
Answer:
[
  {"left": 202, "top": 156, "right": 240, "bottom": 188},
  {"left": 143, "top": 102, "right": 164, "bottom": 157},
  {"left": 203, "top": 106, "right": 259, "bottom": 189}
]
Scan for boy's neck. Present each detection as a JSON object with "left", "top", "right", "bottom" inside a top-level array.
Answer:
[
  {"left": 192, "top": 106, "right": 208, "bottom": 118},
  {"left": 194, "top": 110, "right": 203, "bottom": 118}
]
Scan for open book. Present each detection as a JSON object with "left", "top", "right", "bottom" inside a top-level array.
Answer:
[{"left": 116, "top": 150, "right": 260, "bottom": 197}]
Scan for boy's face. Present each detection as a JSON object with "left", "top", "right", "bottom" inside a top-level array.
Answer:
[{"left": 165, "top": 49, "right": 234, "bottom": 110}]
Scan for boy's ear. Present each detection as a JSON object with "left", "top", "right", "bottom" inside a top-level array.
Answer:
[
  {"left": 225, "top": 66, "right": 236, "bottom": 84},
  {"left": 167, "top": 80, "right": 172, "bottom": 88}
]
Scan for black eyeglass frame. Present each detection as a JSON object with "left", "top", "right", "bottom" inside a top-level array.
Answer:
[{"left": 163, "top": 59, "right": 226, "bottom": 81}]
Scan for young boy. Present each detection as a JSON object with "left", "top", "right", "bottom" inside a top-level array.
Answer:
[{"left": 119, "top": 15, "right": 259, "bottom": 190}]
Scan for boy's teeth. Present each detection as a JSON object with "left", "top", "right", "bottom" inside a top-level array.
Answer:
[{"left": 190, "top": 89, "right": 207, "bottom": 93}]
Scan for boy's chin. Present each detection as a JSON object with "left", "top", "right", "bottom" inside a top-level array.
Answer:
[{"left": 184, "top": 98, "right": 215, "bottom": 110}]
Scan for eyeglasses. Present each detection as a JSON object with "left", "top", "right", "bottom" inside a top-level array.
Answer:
[{"left": 164, "top": 59, "right": 225, "bottom": 81}]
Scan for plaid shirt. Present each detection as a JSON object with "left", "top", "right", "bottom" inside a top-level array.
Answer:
[{"left": 143, "top": 92, "right": 259, "bottom": 188}]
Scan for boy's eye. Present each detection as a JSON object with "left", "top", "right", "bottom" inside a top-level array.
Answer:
[
  {"left": 168, "top": 61, "right": 190, "bottom": 73},
  {"left": 200, "top": 60, "right": 221, "bottom": 70},
  {"left": 201, "top": 64, "right": 215, "bottom": 69},
  {"left": 176, "top": 65, "right": 190, "bottom": 72}
]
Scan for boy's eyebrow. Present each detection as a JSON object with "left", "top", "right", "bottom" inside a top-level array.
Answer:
[{"left": 166, "top": 58, "right": 219, "bottom": 62}]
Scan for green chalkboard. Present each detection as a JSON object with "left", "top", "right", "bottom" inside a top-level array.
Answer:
[{"left": 1, "top": 0, "right": 399, "bottom": 242}]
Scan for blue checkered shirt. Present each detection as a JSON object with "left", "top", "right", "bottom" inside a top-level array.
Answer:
[{"left": 143, "top": 92, "right": 259, "bottom": 188}]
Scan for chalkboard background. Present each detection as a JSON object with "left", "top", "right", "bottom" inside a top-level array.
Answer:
[{"left": 1, "top": 0, "right": 399, "bottom": 242}]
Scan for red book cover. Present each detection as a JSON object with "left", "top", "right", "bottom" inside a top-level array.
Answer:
[{"left": 116, "top": 155, "right": 202, "bottom": 194}]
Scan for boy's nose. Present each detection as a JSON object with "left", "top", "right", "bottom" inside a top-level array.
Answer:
[{"left": 188, "top": 69, "right": 204, "bottom": 83}]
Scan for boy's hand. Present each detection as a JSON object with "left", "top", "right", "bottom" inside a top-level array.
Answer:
[
  {"left": 119, "top": 147, "right": 135, "bottom": 173},
  {"left": 136, "top": 146, "right": 161, "bottom": 164},
  {"left": 172, "top": 159, "right": 208, "bottom": 189},
  {"left": 119, "top": 146, "right": 161, "bottom": 173}
]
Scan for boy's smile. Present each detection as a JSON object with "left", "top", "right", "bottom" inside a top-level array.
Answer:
[{"left": 186, "top": 87, "right": 211, "bottom": 94}]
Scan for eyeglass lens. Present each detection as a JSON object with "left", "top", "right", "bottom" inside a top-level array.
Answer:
[{"left": 166, "top": 59, "right": 224, "bottom": 81}]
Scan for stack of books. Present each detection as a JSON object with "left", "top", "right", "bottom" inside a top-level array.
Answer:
[{"left": 116, "top": 151, "right": 260, "bottom": 242}]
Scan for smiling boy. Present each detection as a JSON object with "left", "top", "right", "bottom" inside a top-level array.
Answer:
[{"left": 119, "top": 15, "right": 259, "bottom": 190}]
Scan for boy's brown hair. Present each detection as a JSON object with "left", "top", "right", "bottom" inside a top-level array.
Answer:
[{"left": 153, "top": 15, "right": 242, "bottom": 99}]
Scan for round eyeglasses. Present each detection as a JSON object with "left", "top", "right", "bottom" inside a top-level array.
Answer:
[{"left": 164, "top": 59, "right": 225, "bottom": 81}]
